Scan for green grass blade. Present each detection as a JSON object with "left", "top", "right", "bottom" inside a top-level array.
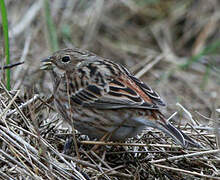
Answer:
[
  {"left": 44, "top": 0, "right": 59, "bottom": 52},
  {"left": 180, "top": 40, "right": 220, "bottom": 69},
  {"left": 0, "top": 0, "right": 10, "bottom": 90}
]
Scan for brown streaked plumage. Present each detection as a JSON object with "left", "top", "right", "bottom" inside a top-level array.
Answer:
[{"left": 41, "top": 48, "right": 200, "bottom": 148}]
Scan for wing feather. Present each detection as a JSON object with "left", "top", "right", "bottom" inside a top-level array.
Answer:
[
  {"left": 69, "top": 60, "right": 164, "bottom": 110},
  {"left": 129, "top": 76, "right": 166, "bottom": 106}
]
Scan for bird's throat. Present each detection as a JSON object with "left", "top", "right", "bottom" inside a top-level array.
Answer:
[{"left": 53, "top": 66, "right": 66, "bottom": 77}]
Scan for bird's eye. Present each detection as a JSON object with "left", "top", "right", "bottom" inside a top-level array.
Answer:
[{"left": 61, "top": 56, "right": 70, "bottom": 63}]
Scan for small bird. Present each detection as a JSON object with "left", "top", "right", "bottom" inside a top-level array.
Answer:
[{"left": 41, "top": 48, "right": 199, "bottom": 148}]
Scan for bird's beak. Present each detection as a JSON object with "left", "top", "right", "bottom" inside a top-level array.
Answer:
[{"left": 41, "top": 57, "right": 53, "bottom": 70}]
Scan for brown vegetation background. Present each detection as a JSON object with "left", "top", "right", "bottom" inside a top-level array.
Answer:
[{"left": 0, "top": 0, "right": 220, "bottom": 179}]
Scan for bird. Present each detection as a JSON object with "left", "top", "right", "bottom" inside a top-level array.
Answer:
[{"left": 41, "top": 48, "right": 199, "bottom": 148}]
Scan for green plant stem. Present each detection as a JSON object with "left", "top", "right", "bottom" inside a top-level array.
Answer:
[
  {"left": 0, "top": 0, "right": 10, "bottom": 90},
  {"left": 180, "top": 41, "right": 220, "bottom": 69},
  {"left": 44, "top": 0, "right": 59, "bottom": 52}
]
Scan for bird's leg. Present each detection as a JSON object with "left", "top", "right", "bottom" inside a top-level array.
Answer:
[
  {"left": 91, "top": 132, "right": 110, "bottom": 152},
  {"left": 108, "top": 118, "right": 127, "bottom": 140},
  {"left": 91, "top": 119, "right": 127, "bottom": 152}
]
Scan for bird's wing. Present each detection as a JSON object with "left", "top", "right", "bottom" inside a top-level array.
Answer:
[
  {"left": 69, "top": 60, "right": 165, "bottom": 110},
  {"left": 128, "top": 75, "right": 166, "bottom": 106}
]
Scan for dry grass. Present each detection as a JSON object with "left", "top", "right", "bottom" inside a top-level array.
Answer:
[{"left": 0, "top": 0, "right": 220, "bottom": 179}]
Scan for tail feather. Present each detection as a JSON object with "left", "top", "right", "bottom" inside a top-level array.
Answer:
[
  {"left": 134, "top": 115, "right": 200, "bottom": 148},
  {"left": 160, "top": 122, "right": 200, "bottom": 148},
  {"left": 178, "top": 127, "right": 201, "bottom": 148},
  {"left": 161, "top": 122, "right": 186, "bottom": 147}
]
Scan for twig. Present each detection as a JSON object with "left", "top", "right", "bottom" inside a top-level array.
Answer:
[
  {"left": 150, "top": 149, "right": 220, "bottom": 164},
  {"left": 0, "top": 126, "right": 38, "bottom": 155},
  {"left": 135, "top": 55, "right": 164, "bottom": 78},
  {"left": 91, "top": 151, "right": 114, "bottom": 171},
  {"left": 0, "top": 62, "right": 24, "bottom": 70},
  {"left": 9, "top": 0, "right": 43, "bottom": 37},
  {"left": 13, "top": 31, "right": 32, "bottom": 89},
  {"left": 190, "top": 126, "right": 220, "bottom": 131},
  {"left": 130, "top": 55, "right": 154, "bottom": 73},
  {"left": 167, "top": 111, "right": 178, "bottom": 121},
  {"left": 7, "top": 94, "right": 39, "bottom": 116},
  {"left": 81, "top": 150, "right": 111, "bottom": 180},
  {"left": 80, "top": 141, "right": 182, "bottom": 148},
  {"left": 0, "top": 81, "right": 35, "bottom": 133},
  {"left": 195, "top": 111, "right": 215, "bottom": 121},
  {"left": 153, "top": 164, "right": 220, "bottom": 179},
  {"left": 0, "top": 90, "right": 20, "bottom": 120},
  {"left": 176, "top": 102, "right": 198, "bottom": 126},
  {"left": 65, "top": 75, "right": 80, "bottom": 161},
  {"left": 40, "top": 138, "right": 86, "bottom": 180}
]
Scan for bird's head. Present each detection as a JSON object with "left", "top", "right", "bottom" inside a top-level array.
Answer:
[{"left": 41, "top": 48, "right": 91, "bottom": 73}]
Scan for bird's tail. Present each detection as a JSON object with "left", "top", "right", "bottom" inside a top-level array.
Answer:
[
  {"left": 158, "top": 121, "right": 200, "bottom": 148},
  {"left": 134, "top": 112, "right": 200, "bottom": 148}
]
